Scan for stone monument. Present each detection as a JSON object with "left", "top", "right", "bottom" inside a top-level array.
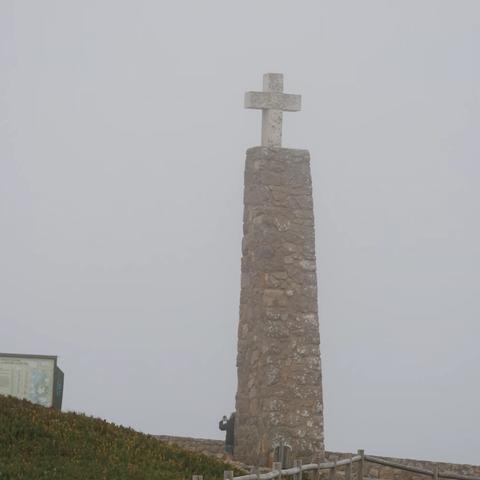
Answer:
[{"left": 234, "top": 73, "right": 325, "bottom": 466}]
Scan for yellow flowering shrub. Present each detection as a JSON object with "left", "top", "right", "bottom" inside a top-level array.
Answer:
[{"left": 0, "top": 395, "right": 241, "bottom": 480}]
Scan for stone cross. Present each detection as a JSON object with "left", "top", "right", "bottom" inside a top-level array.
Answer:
[{"left": 244, "top": 73, "right": 301, "bottom": 147}]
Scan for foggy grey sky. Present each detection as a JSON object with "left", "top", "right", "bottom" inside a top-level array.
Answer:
[{"left": 1, "top": 0, "right": 479, "bottom": 465}]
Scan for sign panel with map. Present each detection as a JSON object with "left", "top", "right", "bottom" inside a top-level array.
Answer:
[{"left": 0, "top": 353, "right": 64, "bottom": 409}]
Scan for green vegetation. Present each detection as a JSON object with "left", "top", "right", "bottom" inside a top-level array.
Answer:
[{"left": 0, "top": 395, "right": 240, "bottom": 480}]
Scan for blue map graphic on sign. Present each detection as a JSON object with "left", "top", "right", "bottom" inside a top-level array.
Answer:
[{"left": 29, "top": 370, "right": 50, "bottom": 406}]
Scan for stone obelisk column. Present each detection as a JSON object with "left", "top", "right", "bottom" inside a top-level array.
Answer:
[{"left": 234, "top": 74, "right": 325, "bottom": 466}]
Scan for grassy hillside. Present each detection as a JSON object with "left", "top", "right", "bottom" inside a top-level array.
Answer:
[{"left": 0, "top": 395, "right": 240, "bottom": 480}]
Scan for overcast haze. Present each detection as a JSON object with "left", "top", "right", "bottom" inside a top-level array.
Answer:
[{"left": 1, "top": 0, "right": 479, "bottom": 465}]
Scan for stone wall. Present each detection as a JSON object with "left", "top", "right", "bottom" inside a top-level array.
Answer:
[
  {"left": 327, "top": 452, "right": 480, "bottom": 480},
  {"left": 235, "top": 146, "right": 324, "bottom": 466},
  {"left": 156, "top": 435, "right": 224, "bottom": 458},
  {"left": 156, "top": 436, "right": 480, "bottom": 479},
  {"left": 362, "top": 456, "right": 480, "bottom": 480}
]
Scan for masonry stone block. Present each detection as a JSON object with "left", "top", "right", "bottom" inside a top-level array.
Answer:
[{"left": 234, "top": 146, "right": 325, "bottom": 466}]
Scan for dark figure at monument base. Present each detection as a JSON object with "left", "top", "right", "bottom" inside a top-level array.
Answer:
[{"left": 218, "top": 413, "right": 235, "bottom": 456}]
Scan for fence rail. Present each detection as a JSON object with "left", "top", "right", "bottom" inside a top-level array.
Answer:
[
  {"left": 229, "top": 451, "right": 363, "bottom": 480},
  {"left": 206, "top": 450, "right": 480, "bottom": 480}
]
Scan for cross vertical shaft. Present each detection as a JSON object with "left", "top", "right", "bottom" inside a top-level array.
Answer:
[{"left": 262, "top": 73, "right": 284, "bottom": 147}]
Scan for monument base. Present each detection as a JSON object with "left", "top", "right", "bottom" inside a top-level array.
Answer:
[{"left": 234, "top": 146, "right": 325, "bottom": 466}]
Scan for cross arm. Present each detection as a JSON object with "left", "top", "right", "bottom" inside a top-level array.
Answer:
[{"left": 244, "top": 92, "right": 301, "bottom": 112}]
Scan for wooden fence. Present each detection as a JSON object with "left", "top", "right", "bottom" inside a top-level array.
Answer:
[{"left": 194, "top": 450, "right": 480, "bottom": 480}]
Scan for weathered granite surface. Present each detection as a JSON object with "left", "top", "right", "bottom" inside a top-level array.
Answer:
[
  {"left": 156, "top": 437, "right": 480, "bottom": 479},
  {"left": 234, "top": 146, "right": 325, "bottom": 465},
  {"left": 244, "top": 73, "right": 301, "bottom": 147},
  {"left": 362, "top": 457, "right": 480, "bottom": 480},
  {"left": 156, "top": 435, "right": 225, "bottom": 458},
  {"left": 330, "top": 452, "right": 480, "bottom": 480}
]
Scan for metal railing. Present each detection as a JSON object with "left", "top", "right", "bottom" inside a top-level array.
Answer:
[{"left": 192, "top": 450, "right": 480, "bottom": 480}]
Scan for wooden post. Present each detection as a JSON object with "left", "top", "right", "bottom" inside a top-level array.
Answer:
[
  {"left": 329, "top": 459, "right": 337, "bottom": 480},
  {"left": 357, "top": 450, "right": 365, "bottom": 480},
  {"left": 345, "top": 455, "right": 352, "bottom": 480},
  {"left": 279, "top": 440, "right": 285, "bottom": 468},
  {"left": 434, "top": 464, "right": 439, "bottom": 480},
  {"left": 273, "top": 461, "right": 283, "bottom": 479},
  {"left": 192, "top": 476, "right": 203, "bottom": 480},
  {"left": 294, "top": 459, "right": 303, "bottom": 480},
  {"left": 250, "top": 466, "right": 260, "bottom": 480},
  {"left": 313, "top": 453, "right": 322, "bottom": 480},
  {"left": 224, "top": 471, "right": 234, "bottom": 480}
]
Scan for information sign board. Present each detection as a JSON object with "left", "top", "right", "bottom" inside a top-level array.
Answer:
[{"left": 0, "top": 353, "right": 64, "bottom": 409}]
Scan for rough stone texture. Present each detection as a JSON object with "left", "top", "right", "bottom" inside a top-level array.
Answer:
[
  {"left": 328, "top": 452, "right": 480, "bottom": 480},
  {"left": 234, "top": 146, "right": 325, "bottom": 466},
  {"left": 155, "top": 436, "right": 251, "bottom": 473},
  {"left": 155, "top": 437, "right": 480, "bottom": 479},
  {"left": 244, "top": 73, "right": 301, "bottom": 147},
  {"left": 156, "top": 435, "right": 225, "bottom": 458},
  {"left": 362, "top": 457, "right": 480, "bottom": 480}
]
